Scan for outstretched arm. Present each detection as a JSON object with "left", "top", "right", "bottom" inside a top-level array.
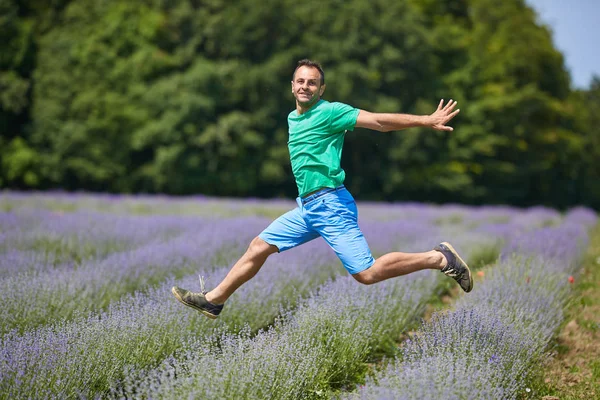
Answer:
[{"left": 355, "top": 99, "right": 460, "bottom": 132}]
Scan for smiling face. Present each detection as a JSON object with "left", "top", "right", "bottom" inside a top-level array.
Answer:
[{"left": 291, "top": 65, "right": 326, "bottom": 112}]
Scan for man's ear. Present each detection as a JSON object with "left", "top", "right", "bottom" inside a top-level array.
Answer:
[{"left": 319, "top": 84, "right": 326, "bottom": 96}]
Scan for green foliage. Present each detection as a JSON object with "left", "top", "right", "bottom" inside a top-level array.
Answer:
[
  {"left": 1, "top": 137, "right": 39, "bottom": 186},
  {"left": 571, "top": 78, "right": 600, "bottom": 209},
  {"left": 0, "top": 0, "right": 599, "bottom": 208}
]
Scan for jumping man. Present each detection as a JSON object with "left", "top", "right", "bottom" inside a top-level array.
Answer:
[{"left": 172, "top": 59, "right": 472, "bottom": 319}]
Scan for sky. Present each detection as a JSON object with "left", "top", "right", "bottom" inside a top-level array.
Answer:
[{"left": 526, "top": 0, "right": 600, "bottom": 89}]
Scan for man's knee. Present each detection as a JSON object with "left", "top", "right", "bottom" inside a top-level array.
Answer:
[
  {"left": 248, "top": 236, "right": 279, "bottom": 257},
  {"left": 352, "top": 268, "right": 377, "bottom": 285}
]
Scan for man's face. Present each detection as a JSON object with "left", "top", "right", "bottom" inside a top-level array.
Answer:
[{"left": 291, "top": 66, "right": 326, "bottom": 107}]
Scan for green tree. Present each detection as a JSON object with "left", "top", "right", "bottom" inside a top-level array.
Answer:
[
  {"left": 572, "top": 77, "right": 600, "bottom": 209},
  {"left": 1, "top": 0, "right": 597, "bottom": 209},
  {"left": 0, "top": 0, "right": 36, "bottom": 187}
]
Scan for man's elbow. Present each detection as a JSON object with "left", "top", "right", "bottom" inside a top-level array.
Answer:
[
  {"left": 357, "top": 118, "right": 390, "bottom": 132},
  {"left": 367, "top": 119, "right": 388, "bottom": 132}
]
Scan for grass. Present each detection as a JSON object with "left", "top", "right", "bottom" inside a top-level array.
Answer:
[{"left": 525, "top": 223, "right": 600, "bottom": 400}]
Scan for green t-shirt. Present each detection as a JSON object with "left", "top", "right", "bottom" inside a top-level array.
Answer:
[{"left": 288, "top": 99, "right": 360, "bottom": 197}]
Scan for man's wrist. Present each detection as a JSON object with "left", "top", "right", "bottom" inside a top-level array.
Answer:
[{"left": 419, "top": 115, "right": 434, "bottom": 127}]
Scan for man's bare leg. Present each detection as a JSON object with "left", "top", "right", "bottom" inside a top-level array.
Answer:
[
  {"left": 352, "top": 243, "right": 473, "bottom": 292},
  {"left": 353, "top": 250, "right": 445, "bottom": 285},
  {"left": 172, "top": 241, "right": 471, "bottom": 318},
  {"left": 205, "top": 236, "right": 279, "bottom": 304},
  {"left": 171, "top": 236, "right": 278, "bottom": 318}
]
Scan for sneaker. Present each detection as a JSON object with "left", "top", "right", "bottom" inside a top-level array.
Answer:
[
  {"left": 434, "top": 242, "right": 473, "bottom": 293},
  {"left": 171, "top": 276, "right": 223, "bottom": 319}
]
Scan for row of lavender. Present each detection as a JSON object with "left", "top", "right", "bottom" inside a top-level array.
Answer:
[
  {"left": 0, "top": 195, "right": 351, "bottom": 398},
  {"left": 0, "top": 242, "right": 344, "bottom": 399},
  {"left": 0, "top": 198, "right": 480, "bottom": 335},
  {"left": 0, "top": 192, "right": 594, "bottom": 399},
  {"left": 352, "top": 207, "right": 598, "bottom": 399},
  {"left": 0, "top": 212, "right": 273, "bottom": 334},
  {"left": 114, "top": 264, "right": 443, "bottom": 398},
  {"left": 112, "top": 223, "right": 499, "bottom": 399},
  {"left": 0, "top": 193, "right": 457, "bottom": 398},
  {"left": 105, "top": 208, "right": 595, "bottom": 400},
  {"left": 0, "top": 192, "right": 520, "bottom": 335}
]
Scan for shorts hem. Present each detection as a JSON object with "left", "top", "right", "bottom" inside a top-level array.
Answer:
[
  {"left": 258, "top": 233, "right": 282, "bottom": 253},
  {"left": 347, "top": 259, "right": 375, "bottom": 275}
]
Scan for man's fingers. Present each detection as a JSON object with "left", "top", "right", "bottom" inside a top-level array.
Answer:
[
  {"left": 447, "top": 109, "right": 460, "bottom": 119},
  {"left": 433, "top": 99, "right": 459, "bottom": 131},
  {"left": 443, "top": 99, "right": 457, "bottom": 112},
  {"left": 434, "top": 124, "right": 454, "bottom": 132}
]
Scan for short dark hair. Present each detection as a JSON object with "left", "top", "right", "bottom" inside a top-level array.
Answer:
[{"left": 293, "top": 59, "right": 325, "bottom": 85}]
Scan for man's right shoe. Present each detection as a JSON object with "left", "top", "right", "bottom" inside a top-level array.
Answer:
[
  {"left": 171, "top": 286, "right": 224, "bottom": 319},
  {"left": 434, "top": 242, "right": 473, "bottom": 293}
]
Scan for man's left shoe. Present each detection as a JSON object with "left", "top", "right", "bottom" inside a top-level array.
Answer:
[
  {"left": 434, "top": 242, "right": 473, "bottom": 293},
  {"left": 171, "top": 286, "right": 224, "bottom": 319}
]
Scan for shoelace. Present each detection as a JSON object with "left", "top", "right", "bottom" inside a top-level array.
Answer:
[
  {"left": 198, "top": 274, "right": 222, "bottom": 309},
  {"left": 198, "top": 275, "right": 206, "bottom": 294}
]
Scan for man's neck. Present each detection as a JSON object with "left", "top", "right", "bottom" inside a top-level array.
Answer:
[{"left": 296, "top": 98, "right": 321, "bottom": 115}]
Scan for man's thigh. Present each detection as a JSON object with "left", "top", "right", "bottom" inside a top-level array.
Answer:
[
  {"left": 304, "top": 190, "right": 375, "bottom": 274},
  {"left": 258, "top": 207, "right": 319, "bottom": 252}
]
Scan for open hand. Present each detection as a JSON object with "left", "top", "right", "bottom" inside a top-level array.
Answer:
[{"left": 430, "top": 99, "right": 460, "bottom": 131}]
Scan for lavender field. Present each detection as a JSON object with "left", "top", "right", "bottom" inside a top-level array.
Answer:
[{"left": 0, "top": 192, "right": 597, "bottom": 400}]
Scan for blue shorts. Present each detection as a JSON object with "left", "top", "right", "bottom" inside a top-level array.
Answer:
[{"left": 258, "top": 186, "right": 375, "bottom": 275}]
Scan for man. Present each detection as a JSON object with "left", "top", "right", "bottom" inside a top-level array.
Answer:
[{"left": 172, "top": 59, "right": 472, "bottom": 319}]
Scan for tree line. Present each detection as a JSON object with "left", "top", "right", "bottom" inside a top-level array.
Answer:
[{"left": 1, "top": 0, "right": 599, "bottom": 210}]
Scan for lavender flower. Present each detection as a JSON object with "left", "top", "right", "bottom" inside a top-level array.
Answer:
[
  {"left": 0, "top": 191, "right": 595, "bottom": 400},
  {"left": 351, "top": 216, "right": 592, "bottom": 400}
]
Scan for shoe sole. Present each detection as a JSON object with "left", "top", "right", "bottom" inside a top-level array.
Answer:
[
  {"left": 441, "top": 241, "right": 473, "bottom": 293},
  {"left": 171, "top": 287, "right": 219, "bottom": 319}
]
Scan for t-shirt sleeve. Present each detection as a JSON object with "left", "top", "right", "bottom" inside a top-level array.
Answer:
[{"left": 329, "top": 102, "right": 360, "bottom": 132}]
